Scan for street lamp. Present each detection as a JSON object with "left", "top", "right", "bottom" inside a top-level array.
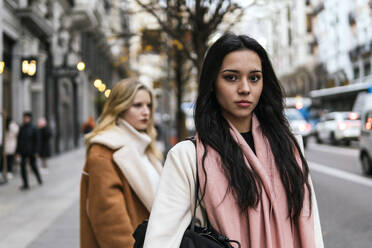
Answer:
[
  {"left": 22, "top": 60, "right": 29, "bottom": 74},
  {"left": 76, "top": 61, "right": 86, "bottom": 71},
  {"left": 104, "top": 89, "right": 111, "bottom": 98},
  {"left": 28, "top": 60, "right": 37, "bottom": 76},
  {"left": 94, "top": 79, "right": 102, "bottom": 88},
  {"left": 0, "top": 61, "right": 4, "bottom": 74},
  {"left": 98, "top": 83, "right": 106, "bottom": 92}
]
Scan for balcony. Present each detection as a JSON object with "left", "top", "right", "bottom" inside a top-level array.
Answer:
[
  {"left": 69, "top": 4, "right": 99, "bottom": 31},
  {"left": 15, "top": 7, "right": 53, "bottom": 40}
]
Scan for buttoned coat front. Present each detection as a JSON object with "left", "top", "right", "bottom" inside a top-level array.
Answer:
[{"left": 80, "top": 120, "right": 162, "bottom": 248}]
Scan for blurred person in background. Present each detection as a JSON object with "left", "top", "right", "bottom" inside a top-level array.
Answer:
[
  {"left": 144, "top": 33, "right": 323, "bottom": 248},
  {"left": 37, "top": 117, "right": 52, "bottom": 175},
  {"left": 16, "top": 112, "right": 42, "bottom": 190},
  {"left": 80, "top": 78, "right": 163, "bottom": 248},
  {"left": 0, "top": 117, "right": 19, "bottom": 180},
  {"left": 81, "top": 116, "right": 95, "bottom": 134}
]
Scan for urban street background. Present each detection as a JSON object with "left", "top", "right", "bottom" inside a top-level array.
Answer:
[{"left": 1, "top": 0, "right": 372, "bottom": 247}]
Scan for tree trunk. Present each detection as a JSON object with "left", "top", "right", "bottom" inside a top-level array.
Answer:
[{"left": 175, "top": 50, "right": 187, "bottom": 141}]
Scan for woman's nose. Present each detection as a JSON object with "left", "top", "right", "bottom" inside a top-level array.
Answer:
[
  {"left": 143, "top": 106, "right": 150, "bottom": 116},
  {"left": 238, "top": 79, "right": 250, "bottom": 94}
]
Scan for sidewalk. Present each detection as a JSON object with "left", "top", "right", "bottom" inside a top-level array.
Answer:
[{"left": 0, "top": 147, "right": 85, "bottom": 248}]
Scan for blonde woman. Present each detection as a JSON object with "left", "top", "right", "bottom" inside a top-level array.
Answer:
[{"left": 80, "top": 78, "right": 162, "bottom": 248}]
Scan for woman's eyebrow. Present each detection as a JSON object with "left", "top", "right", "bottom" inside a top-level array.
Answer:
[
  {"left": 221, "top": 69, "right": 240, "bottom": 73},
  {"left": 221, "top": 69, "right": 262, "bottom": 73}
]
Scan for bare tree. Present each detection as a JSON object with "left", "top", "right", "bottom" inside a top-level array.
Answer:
[
  {"left": 134, "top": 0, "right": 244, "bottom": 73},
  {"left": 134, "top": 0, "right": 244, "bottom": 140}
]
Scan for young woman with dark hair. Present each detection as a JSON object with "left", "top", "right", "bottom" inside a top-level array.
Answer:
[{"left": 143, "top": 33, "right": 323, "bottom": 248}]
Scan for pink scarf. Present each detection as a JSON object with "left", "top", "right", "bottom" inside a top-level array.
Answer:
[{"left": 196, "top": 115, "right": 315, "bottom": 248}]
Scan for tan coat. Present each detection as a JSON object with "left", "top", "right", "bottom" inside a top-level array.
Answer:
[{"left": 80, "top": 120, "right": 162, "bottom": 248}]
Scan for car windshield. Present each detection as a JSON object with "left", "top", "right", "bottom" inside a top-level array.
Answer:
[{"left": 285, "top": 109, "right": 305, "bottom": 121}]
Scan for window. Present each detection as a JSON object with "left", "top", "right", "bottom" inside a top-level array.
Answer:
[
  {"left": 364, "top": 60, "right": 371, "bottom": 76},
  {"left": 287, "top": 6, "right": 292, "bottom": 45},
  {"left": 326, "top": 114, "right": 335, "bottom": 121},
  {"left": 354, "top": 66, "right": 360, "bottom": 79},
  {"left": 306, "top": 13, "right": 312, "bottom": 33}
]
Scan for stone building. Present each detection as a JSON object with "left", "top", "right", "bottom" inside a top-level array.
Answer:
[
  {"left": 0, "top": 0, "right": 130, "bottom": 154},
  {"left": 236, "top": 0, "right": 372, "bottom": 111},
  {"left": 308, "top": 0, "right": 372, "bottom": 110}
]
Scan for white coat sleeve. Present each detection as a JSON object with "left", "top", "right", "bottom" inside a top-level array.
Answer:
[
  {"left": 310, "top": 177, "right": 324, "bottom": 248},
  {"left": 296, "top": 135, "right": 324, "bottom": 247},
  {"left": 143, "top": 141, "right": 197, "bottom": 248}
]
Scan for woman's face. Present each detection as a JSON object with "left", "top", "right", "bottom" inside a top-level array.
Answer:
[
  {"left": 123, "top": 89, "right": 152, "bottom": 131},
  {"left": 215, "top": 49, "right": 263, "bottom": 132}
]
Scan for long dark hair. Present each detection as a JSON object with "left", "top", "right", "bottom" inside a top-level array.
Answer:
[{"left": 195, "top": 33, "right": 311, "bottom": 220}]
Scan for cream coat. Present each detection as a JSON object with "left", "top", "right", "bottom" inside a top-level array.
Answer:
[{"left": 144, "top": 136, "right": 324, "bottom": 248}]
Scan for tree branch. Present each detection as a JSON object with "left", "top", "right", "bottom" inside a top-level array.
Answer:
[{"left": 134, "top": 0, "right": 197, "bottom": 65}]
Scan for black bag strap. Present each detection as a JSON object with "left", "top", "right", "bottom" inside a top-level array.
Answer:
[{"left": 186, "top": 137, "right": 241, "bottom": 248}]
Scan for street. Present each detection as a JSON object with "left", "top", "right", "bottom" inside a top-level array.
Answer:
[
  {"left": 306, "top": 138, "right": 372, "bottom": 248},
  {"left": 0, "top": 140, "right": 372, "bottom": 247}
]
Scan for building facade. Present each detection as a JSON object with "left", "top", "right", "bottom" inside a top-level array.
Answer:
[
  {"left": 0, "top": 0, "right": 130, "bottom": 154},
  {"left": 232, "top": 0, "right": 315, "bottom": 97},
  {"left": 309, "top": 0, "right": 372, "bottom": 110},
  {"left": 238, "top": 0, "right": 372, "bottom": 111}
]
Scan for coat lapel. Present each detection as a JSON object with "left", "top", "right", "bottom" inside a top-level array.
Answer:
[
  {"left": 113, "top": 146, "right": 160, "bottom": 211},
  {"left": 89, "top": 120, "right": 161, "bottom": 211}
]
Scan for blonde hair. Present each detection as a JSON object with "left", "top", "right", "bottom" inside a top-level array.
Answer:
[{"left": 85, "top": 78, "right": 162, "bottom": 161}]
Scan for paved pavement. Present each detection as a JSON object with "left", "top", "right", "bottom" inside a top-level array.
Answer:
[{"left": 0, "top": 147, "right": 85, "bottom": 248}]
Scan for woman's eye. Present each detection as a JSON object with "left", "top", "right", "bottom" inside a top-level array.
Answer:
[
  {"left": 223, "top": 75, "right": 238, "bottom": 81},
  {"left": 133, "top": 103, "right": 142, "bottom": 108},
  {"left": 147, "top": 104, "right": 152, "bottom": 108},
  {"left": 249, "top": 75, "right": 261, "bottom": 82}
]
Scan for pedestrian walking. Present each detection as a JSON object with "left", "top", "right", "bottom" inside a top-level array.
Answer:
[
  {"left": 0, "top": 117, "right": 19, "bottom": 179},
  {"left": 16, "top": 112, "right": 42, "bottom": 190},
  {"left": 80, "top": 78, "right": 163, "bottom": 248},
  {"left": 143, "top": 33, "right": 324, "bottom": 248},
  {"left": 37, "top": 117, "right": 52, "bottom": 174}
]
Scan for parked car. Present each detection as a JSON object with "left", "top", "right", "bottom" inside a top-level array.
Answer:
[
  {"left": 285, "top": 108, "right": 312, "bottom": 147},
  {"left": 359, "top": 109, "right": 372, "bottom": 175},
  {"left": 315, "top": 111, "right": 362, "bottom": 146}
]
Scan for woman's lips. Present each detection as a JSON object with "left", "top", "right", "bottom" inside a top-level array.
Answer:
[{"left": 235, "top": 100, "right": 252, "bottom": 107}]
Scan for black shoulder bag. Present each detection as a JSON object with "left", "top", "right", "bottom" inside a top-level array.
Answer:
[{"left": 133, "top": 138, "right": 241, "bottom": 248}]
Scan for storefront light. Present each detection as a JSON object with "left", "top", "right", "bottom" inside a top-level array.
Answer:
[
  {"left": 22, "top": 60, "right": 29, "bottom": 74},
  {"left": 104, "top": 89, "right": 111, "bottom": 98},
  {"left": 94, "top": 79, "right": 102, "bottom": 88},
  {"left": 27, "top": 60, "right": 37, "bottom": 76},
  {"left": 21, "top": 57, "right": 38, "bottom": 78},
  {"left": 0, "top": 61, "right": 4, "bottom": 74},
  {"left": 98, "top": 83, "right": 106, "bottom": 92},
  {"left": 77, "top": 61, "right": 86, "bottom": 71}
]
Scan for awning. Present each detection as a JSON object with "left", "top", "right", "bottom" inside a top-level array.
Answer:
[{"left": 310, "top": 82, "right": 372, "bottom": 98}]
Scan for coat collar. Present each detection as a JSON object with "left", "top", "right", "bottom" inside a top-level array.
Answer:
[
  {"left": 89, "top": 119, "right": 161, "bottom": 211},
  {"left": 90, "top": 119, "right": 151, "bottom": 154}
]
